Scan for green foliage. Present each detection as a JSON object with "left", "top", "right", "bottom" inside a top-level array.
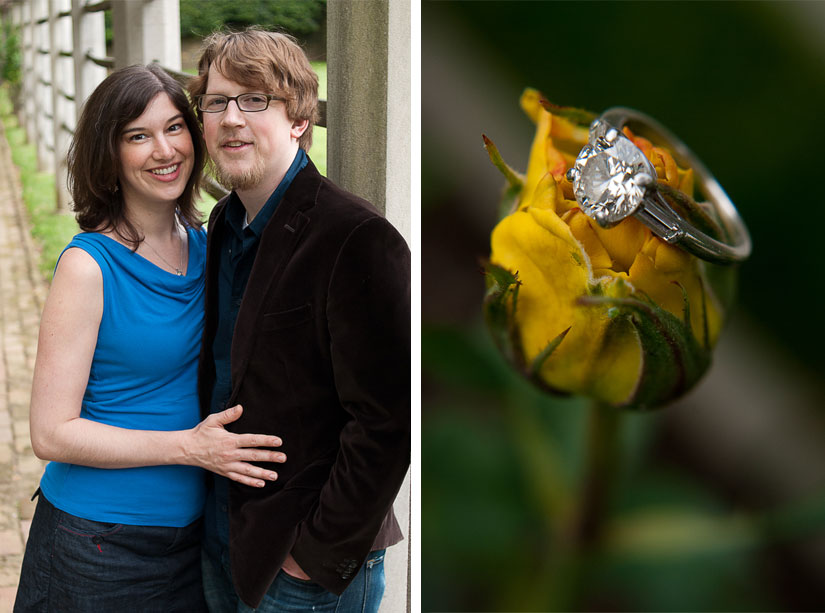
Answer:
[
  {"left": 0, "top": 22, "right": 22, "bottom": 86},
  {"left": 104, "top": 11, "right": 112, "bottom": 47},
  {"left": 180, "top": 0, "right": 326, "bottom": 38},
  {"left": 308, "top": 62, "right": 327, "bottom": 176},
  {"left": 0, "top": 88, "right": 77, "bottom": 279},
  {"left": 423, "top": 321, "right": 825, "bottom": 611}
]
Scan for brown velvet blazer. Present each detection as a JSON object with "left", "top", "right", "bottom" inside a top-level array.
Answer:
[{"left": 197, "top": 160, "right": 411, "bottom": 607}]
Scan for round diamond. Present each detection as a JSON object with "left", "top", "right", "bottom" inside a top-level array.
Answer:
[{"left": 571, "top": 120, "right": 656, "bottom": 228}]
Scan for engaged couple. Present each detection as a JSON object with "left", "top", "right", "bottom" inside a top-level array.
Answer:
[{"left": 13, "top": 27, "right": 410, "bottom": 613}]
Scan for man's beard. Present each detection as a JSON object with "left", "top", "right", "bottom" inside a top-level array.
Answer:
[{"left": 210, "top": 153, "right": 266, "bottom": 192}]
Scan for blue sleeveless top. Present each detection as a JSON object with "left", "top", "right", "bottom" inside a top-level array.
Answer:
[{"left": 40, "top": 228, "right": 207, "bottom": 527}]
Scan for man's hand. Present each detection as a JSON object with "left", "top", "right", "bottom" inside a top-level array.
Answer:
[{"left": 281, "top": 553, "right": 311, "bottom": 580}]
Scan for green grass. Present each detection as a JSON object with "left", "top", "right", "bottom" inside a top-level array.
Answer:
[
  {"left": 309, "top": 61, "right": 327, "bottom": 175},
  {"left": 0, "top": 86, "right": 77, "bottom": 279},
  {"left": 196, "top": 189, "right": 219, "bottom": 225},
  {"left": 311, "top": 61, "right": 326, "bottom": 99}
]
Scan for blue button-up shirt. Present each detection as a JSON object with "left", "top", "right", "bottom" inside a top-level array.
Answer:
[{"left": 204, "top": 148, "right": 308, "bottom": 554}]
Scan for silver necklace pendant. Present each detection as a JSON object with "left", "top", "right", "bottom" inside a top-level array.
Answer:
[{"left": 142, "top": 222, "right": 185, "bottom": 276}]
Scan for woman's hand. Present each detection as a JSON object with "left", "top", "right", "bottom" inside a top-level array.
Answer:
[{"left": 185, "top": 405, "right": 286, "bottom": 487}]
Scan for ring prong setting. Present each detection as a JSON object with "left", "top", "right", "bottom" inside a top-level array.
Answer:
[
  {"left": 570, "top": 119, "right": 657, "bottom": 227},
  {"left": 593, "top": 209, "right": 611, "bottom": 228}
]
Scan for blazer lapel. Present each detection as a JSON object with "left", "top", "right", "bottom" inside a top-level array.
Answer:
[
  {"left": 199, "top": 196, "right": 230, "bottom": 415},
  {"left": 228, "top": 162, "right": 322, "bottom": 396}
]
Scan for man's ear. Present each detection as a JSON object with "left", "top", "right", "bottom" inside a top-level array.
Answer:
[{"left": 290, "top": 118, "right": 309, "bottom": 140}]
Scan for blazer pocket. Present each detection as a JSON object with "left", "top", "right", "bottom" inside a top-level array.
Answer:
[
  {"left": 282, "top": 456, "right": 335, "bottom": 491},
  {"left": 262, "top": 304, "right": 313, "bottom": 332}
]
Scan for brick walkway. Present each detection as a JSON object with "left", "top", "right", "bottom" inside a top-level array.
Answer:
[{"left": 0, "top": 121, "right": 49, "bottom": 611}]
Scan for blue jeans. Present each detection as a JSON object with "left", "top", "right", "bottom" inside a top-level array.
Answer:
[
  {"left": 14, "top": 492, "right": 207, "bottom": 612},
  {"left": 202, "top": 545, "right": 386, "bottom": 613}
]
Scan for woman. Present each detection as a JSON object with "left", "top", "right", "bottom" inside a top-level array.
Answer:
[{"left": 14, "top": 65, "right": 283, "bottom": 612}]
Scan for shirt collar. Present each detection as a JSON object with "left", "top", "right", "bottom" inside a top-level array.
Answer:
[{"left": 224, "top": 148, "right": 308, "bottom": 239}]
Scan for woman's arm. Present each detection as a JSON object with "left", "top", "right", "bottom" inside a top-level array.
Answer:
[{"left": 29, "top": 247, "right": 284, "bottom": 488}]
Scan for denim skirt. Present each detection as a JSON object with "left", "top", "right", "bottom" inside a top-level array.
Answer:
[{"left": 14, "top": 492, "right": 207, "bottom": 612}]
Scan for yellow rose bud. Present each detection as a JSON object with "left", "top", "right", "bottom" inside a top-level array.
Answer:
[{"left": 484, "top": 90, "right": 735, "bottom": 409}]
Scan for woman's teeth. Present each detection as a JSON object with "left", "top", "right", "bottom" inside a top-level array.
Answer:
[{"left": 151, "top": 164, "right": 178, "bottom": 176}]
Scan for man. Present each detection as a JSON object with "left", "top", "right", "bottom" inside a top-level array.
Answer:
[{"left": 189, "top": 28, "right": 410, "bottom": 612}]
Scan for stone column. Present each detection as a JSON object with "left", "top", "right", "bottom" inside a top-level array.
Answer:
[
  {"left": 327, "top": 6, "right": 412, "bottom": 613},
  {"left": 385, "top": 0, "right": 411, "bottom": 245},
  {"left": 327, "top": 0, "right": 411, "bottom": 246},
  {"left": 111, "top": 0, "right": 181, "bottom": 71}
]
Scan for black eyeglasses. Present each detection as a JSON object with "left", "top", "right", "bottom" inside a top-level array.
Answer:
[{"left": 196, "top": 93, "right": 284, "bottom": 113}]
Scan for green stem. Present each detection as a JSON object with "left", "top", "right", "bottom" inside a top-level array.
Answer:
[
  {"left": 510, "top": 399, "right": 622, "bottom": 611},
  {"left": 547, "top": 400, "right": 621, "bottom": 611},
  {"left": 502, "top": 399, "right": 574, "bottom": 611},
  {"left": 574, "top": 400, "right": 621, "bottom": 548}
]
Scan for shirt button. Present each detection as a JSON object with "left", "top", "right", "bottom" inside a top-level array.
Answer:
[{"left": 220, "top": 505, "right": 228, "bottom": 513}]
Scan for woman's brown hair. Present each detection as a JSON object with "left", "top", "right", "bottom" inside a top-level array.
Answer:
[{"left": 68, "top": 63, "right": 205, "bottom": 249}]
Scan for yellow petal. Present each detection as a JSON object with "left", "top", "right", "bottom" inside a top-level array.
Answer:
[
  {"left": 651, "top": 239, "right": 691, "bottom": 274},
  {"left": 563, "top": 209, "right": 613, "bottom": 270},
  {"left": 591, "top": 217, "right": 650, "bottom": 274},
  {"left": 522, "top": 106, "right": 574, "bottom": 207},
  {"left": 549, "top": 115, "right": 590, "bottom": 157},
  {"left": 490, "top": 210, "right": 587, "bottom": 363},
  {"left": 520, "top": 88, "right": 544, "bottom": 124},
  {"left": 491, "top": 209, "right": 641, "bottom": 405},
  {"left": 522, "top": 108, "right": 552, "bottom": 208},
  {"left": 582, "top": 314, "right": 643, "bottom": 404},
  {"left": 519, "top": 171, "right": 557, "bottom": 212},
  {"left": 652, "top": 147, "right": 679, "bottom": 188},
  {"left": 545, "top": 135, "right": 569, "bottom": 182},
  {"left": 559, "top": 174, "right": 576, "bottom": 202},
  {"left": 678, "top": 168, "right": 695, "bottom": 199},
  {"left": 527, "top": 206, "right": 582, "bottom": 252},
  {"left": 628, "top": 238, "right": 723, "bottom": 348}
]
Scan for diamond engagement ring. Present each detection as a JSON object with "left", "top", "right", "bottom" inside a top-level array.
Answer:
[{"left": 566, "top": 107, "right": 751, "bottom": 265}]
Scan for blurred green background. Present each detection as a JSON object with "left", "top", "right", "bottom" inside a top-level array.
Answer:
[{"left": 422, "top": 2, "right": 825, "bottom": 611}]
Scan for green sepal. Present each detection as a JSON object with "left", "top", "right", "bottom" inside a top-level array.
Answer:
[
  {"left": 483, "top": 261, "right": 570, "bottom": 396},
  {"left": 538, "top": 99, "right": 597, "bottom": 128},
  {"left": 578, "top": 294, "right": 712, "bottom": 410},
  {"left": 483, "top": 260, "right": 522, "bottom": 369},
  {"left": 482, "top": 134, "right": 524, "bottom": 220},
  {"left": 528, "top": 327, "right": 571, "bottom": 379},
  {"left": 524, "top": 327, "right": 573, "bottom": 396},
  {"left": 672, "top": 279, "right": 710, "bottom": 350}
]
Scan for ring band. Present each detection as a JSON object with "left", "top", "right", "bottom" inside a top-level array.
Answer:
[{"left": 566, "top": 107, "right": 751, "bottom": 265}]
